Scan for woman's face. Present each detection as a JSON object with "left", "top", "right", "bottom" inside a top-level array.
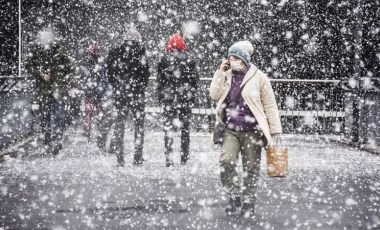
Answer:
[{"left": 228, "top": 56, "right": 244, "bottom": 70}]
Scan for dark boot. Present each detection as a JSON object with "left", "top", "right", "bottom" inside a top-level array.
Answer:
[
  {"left": 133, "top": 154, "right": 143, "bottom": 165},
  {"left": 180, "top": 153, "right": 189, "bottom": 165},
  {"left": 165, "top": 156, "right": 174, "bottom": 167},
  {"left": 166, "top": 160, "right": 174, "bottom": 167},
  {"left": 52, "top": 143, "right": 62, "bottom": 156},
  {"left": 116, "top": 160, "right": 125, "bottom": 167},
  {"left": 225, "top": 196, "right": 241, "bottom": 215},
  {"left": 116, "top": 153, "right": 125, "bottom": 167},
  {"left": 241, "top": 203, "right": 255, "bottom": 218}
]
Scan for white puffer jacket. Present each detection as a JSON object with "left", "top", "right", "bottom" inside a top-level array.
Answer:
[{"left": 209, "top": 64, "right": 282, "bottom": 144}]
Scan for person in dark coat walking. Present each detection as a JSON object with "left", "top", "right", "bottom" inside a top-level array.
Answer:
[
  {"left": 106, "top": 28, "right": 150, "bottom": 166},
  {"left": 26, "top": 29, "right": 74, "bottom": 155},
  {"left": 157, "top": 33, "right": 199, "bottom": 167}
]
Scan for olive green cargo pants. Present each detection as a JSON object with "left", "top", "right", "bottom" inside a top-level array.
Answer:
[{"left": 219, "top": 129, "right": 263, "bottom": 203}]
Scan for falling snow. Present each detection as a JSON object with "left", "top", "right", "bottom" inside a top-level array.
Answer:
[{"left": 1, "top": 0, "right": 380, "bottom": 229}]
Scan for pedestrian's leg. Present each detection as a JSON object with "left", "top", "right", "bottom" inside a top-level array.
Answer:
[
  {"left": 70, "top": 97, "right": 82, "bottom": 127},
  {"left": 51, "top": 100, "right": 65, "bottom": 155},
  {"left": 220, "top": 130, "right": 241, "bottom": 214},
  {"left": 112, "top": 103, "right": 127, "bottom": 166},
  {"left": 132, "top": 102, "right": 145, "bottom": 164},
  {"left": 163, "top": 104, "right": 174, "bottom": 167},
  {"left": 83, "top": 97, "right": 95, "bottom": 140},
  {"left": 179, "top": 107, "right": 191, "bottom": 164},
  {"left": 96, "top": 100, "right": 113, "bottom": 152},
  {"left": 83, "top": 98, "right": 90, "bottom": 136},
  {"left": 40, "top": 99, "right": 52, "bottom": 146},
  {"left": 92, "top": 99, "right": 101, "bottom": 138},
  {"left": 240, "top": 131, "right": 262, "bottom": 218}
]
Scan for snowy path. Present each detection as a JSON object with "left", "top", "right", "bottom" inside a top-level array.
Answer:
[{"left": 1, "top": 131, "right": 380, "bottom": 230}]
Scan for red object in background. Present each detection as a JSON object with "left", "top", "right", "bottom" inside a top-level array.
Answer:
[{"left": 165, "top": 33, "right": 187, "bottom": 53}]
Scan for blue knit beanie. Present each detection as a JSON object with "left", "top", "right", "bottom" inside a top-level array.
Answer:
[{"left": 228, "top": 41, "right": 254, "bottom": 66}]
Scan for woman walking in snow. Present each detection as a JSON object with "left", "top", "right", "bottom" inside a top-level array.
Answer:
[{"left": 209, "top": 41, "right": 282, "bottom": 218}]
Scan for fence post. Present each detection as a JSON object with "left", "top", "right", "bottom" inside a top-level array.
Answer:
[
  {"left": 352, "top": 96, "right": 360, "bottom": 143},
  {"left": 352, "top": 0, "right": 363, "bottom": 144}
]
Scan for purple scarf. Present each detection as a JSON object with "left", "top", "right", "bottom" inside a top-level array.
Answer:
[{"left": 223, "top": 66, "right": 259, "bottom": 131}]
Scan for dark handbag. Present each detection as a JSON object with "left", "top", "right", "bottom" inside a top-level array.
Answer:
[{"left": 212, "top": 122, "right": 225, "bottom": 145}]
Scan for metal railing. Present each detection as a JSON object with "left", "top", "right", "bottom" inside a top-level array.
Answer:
[
  {"left": 0, "top": 76, "right": 347, "bottom": 136},
  {"left": 144, "top": 77, "right": 346, "bottom": 134},
  {"left": 5, "top": 74, "right": 380, "bottom": 152}
]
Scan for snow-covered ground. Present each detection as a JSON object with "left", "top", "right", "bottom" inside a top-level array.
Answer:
[{"left": 1, "top": 130, "right": 380, "bottom": 230}]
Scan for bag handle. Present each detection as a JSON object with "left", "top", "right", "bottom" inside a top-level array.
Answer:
[{"left": 271, "top": 135, "right": 283, "bottom": 148}]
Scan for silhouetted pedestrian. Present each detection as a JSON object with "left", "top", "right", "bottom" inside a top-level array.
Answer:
[
  {"left": 79, "top": 42, "right": 110, "bottom": 148},
  {"left": 106, "top": 28, "right": 150, "bottom": 166},
  {"left": 26, "top": 29, "right": 74, "bottom": 155},
  {"left": 157, "top": 33, "right": 199, "bottom": 167}
]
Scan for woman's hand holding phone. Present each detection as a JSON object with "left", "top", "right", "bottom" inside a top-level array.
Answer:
[{"left": 219, "top": 60, "right": 230, "bottom": 72}]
